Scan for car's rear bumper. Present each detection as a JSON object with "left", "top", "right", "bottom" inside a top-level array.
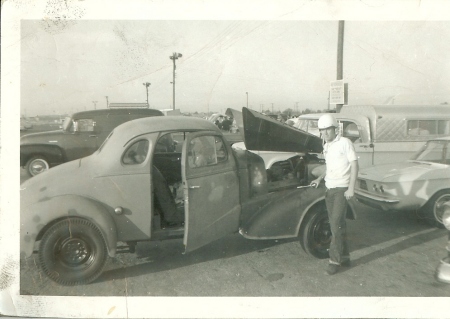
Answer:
[{"left": 354, "top": 190, "right": 400, "bottom": 211}]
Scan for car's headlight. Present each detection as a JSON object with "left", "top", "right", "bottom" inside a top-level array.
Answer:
[{"left": 442, "top": 205, "right": 450, "bottom": 230}]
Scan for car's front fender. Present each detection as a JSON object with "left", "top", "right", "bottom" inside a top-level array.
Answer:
[
  {"left": 239, "top": 187, "right": 327, "bottom": 239},
  {"left": 21, "top": 194, "right": 118, "bottom": 258}
]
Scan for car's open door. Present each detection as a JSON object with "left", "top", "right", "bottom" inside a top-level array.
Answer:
[{"left": 182, "top": 131, "right": 241, "bottom": 253}]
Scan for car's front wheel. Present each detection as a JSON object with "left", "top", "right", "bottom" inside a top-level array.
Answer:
[
  {"left": 26, "top": 156, "right": 49, "bottom": 176},
  {"left": 300, "top": 205, "right": 331, "bottom": 259},
  {"left": 39, "top": 218, "right": 108, "bottom": 285},
  {"left": 421, "top": 190, "right": 450, "bottom": 228}
]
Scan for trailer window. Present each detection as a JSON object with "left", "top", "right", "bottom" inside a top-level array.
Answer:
[{"left": 408, "top": 120, "right": 449, "bottom": 136}]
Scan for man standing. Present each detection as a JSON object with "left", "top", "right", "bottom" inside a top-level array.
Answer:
[{"left": 311, "top": 113, "right": 359, "bottom": 275}]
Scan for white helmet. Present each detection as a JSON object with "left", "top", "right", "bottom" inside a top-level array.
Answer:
[{"left": 318, "top": 113, "right": 338, "bottom": 129}]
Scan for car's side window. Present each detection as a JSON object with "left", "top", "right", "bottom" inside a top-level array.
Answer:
[
  {"left": 342, "top": 121, "right": 361, "bottom": 143},
  {"left": 155, "top": 133, "right": 177, "bottom": 153},
  {"left": 123, "top": 139, "right": 149, "bottom": 165},
  {"left": 188, "top": 135, "right": 228, "bottom": 168},
  {"left": 74, "top": 119, "right": 95, "bottom": 132}
]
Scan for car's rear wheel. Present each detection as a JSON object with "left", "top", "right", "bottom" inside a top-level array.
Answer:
[
  {"left": 26, "top": 156, "right": 49, "bottom": 176},
  {"left": 300, "top": 205, "right": 331, "bottom": 259},
  {"left": 421, "top": 190, "right": 450, "bottom": 228},
  {"left": 39, "top": 218, "right": 108, "bottom": 285}
]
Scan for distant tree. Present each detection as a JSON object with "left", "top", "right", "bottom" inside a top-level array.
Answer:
[{"left": 282, "top": 108, "right": 293, "bottom": 117}]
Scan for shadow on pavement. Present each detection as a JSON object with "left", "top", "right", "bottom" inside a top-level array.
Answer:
[{"left": 98, "top": 234, "right": 297, "bottom": 283}]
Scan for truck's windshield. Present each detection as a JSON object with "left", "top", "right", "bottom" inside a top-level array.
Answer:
[
  {"left": 62, "top": 117, "right": 73, "bottom": 132},
  {"left": 295, "top": 119, "right": 320, "bottom": 137}
]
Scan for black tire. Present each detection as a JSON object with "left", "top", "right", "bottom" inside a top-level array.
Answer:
[
  {"left": 300, "top": 205, "right": 331, "bottom": 259},
  {"left": 38, "top": 218, "right": 108, "bottom": 285},
  {"left": 26, "top": 156, "right": 50, "bottom": 176},
  {"left": 421, "top": 190, "right": 450, "bottom": 228}
]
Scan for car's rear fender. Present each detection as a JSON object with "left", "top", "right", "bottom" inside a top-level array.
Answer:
[
  {"left": 21, "top": 194, "right": 118, "bottom": 258},
  {"left": 240, "top": 187, "right": 356, "bottom": 239},
  {"left": 240, "top": 187, "right": 326, "bottom": 239},
  {"left": 20, "top": 144, "right": 66, "bottom": 167}
]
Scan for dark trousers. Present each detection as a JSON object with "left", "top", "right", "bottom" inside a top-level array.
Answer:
[
  {"left": 325, "top": 187, "right": 350, "bottom": 265},
  {"left": 153, "top": 166, "right": 179, "bottom": 223}
]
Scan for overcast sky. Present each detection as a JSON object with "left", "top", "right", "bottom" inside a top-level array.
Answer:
[{"left": 20, "top": 19, "right": 450, "bottom": 116}]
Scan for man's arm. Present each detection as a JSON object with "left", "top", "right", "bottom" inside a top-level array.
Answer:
[{"left": 345, "top": 160, "right": 359, "bottom": 199}]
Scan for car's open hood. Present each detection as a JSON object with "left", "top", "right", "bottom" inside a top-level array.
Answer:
[{"left": 227, "top": 107, "right": 323, "bottom": 153}]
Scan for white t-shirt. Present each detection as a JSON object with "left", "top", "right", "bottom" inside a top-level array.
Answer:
[{"left": 323, "top": 135, "right": 357, "bottom": 188}]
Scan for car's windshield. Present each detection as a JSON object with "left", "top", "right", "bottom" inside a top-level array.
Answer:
[
  {"left": 412, "top": 140, "right": 449, "bottom": 164},
  {"left": 62, "top": 116, "right": 73, "bottom": 132}
]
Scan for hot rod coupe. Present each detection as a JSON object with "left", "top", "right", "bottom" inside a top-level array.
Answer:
[{"left": 21, "top": 107, "right": 356, "bottom": 285}]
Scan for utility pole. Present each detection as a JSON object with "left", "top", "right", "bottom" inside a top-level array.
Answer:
[
  {"left": 92, "top": 101, "right": 97, "bottom": 110},
  {"left": 105, "top": 96, "right": 109, "bottom": 108},
  {"left": 170, "top": 52, "right": 182, "bottom": 110},
  {"left": 336, "top": 20, "right": 345, "bottom": 112},
  {"left": 143, "top": 82, "right": 151, "bottom": 107}
]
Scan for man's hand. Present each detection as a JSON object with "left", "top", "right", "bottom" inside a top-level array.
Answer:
[
  {"left": 344, "top": 189, "right": 354, "bottom": 200},
  {"left": 310, "top": 179, "right": 321, "bottom": 188}
]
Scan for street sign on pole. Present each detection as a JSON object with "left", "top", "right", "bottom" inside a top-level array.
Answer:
[{"left": 330, "top": 80, "right": 345, "bottom": 105}]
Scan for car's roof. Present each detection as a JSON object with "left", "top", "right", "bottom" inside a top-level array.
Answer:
[
  {"left": 114, "top": 116, "right": 220, "bottom": 136},
  {"left": 73, "top": 108, "right": 164, "bottom": 118}
]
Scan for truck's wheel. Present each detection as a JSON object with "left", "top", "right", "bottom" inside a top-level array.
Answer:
[
  {"left": 39, "top": 218, "right": 108, "bottom": 285},
  {"left": 421, "top": 190, "right": 450, "bottom": 228},
  {"left": 300, "top": 205, "right": 331, "bottom": 259},
  {"left": 26, "top": 156, "right": 49, "bottom": 176}
]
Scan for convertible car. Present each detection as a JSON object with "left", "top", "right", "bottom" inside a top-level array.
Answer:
[{"left": 21, "top": 108, "right": 355, "bottom": 285}]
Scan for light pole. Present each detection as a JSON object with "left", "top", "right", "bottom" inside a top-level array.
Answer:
[
  {"left": 246, "top": 92, "right": 248, "bottom": 109},
  {"left": 105, "top": 96, "right": 109, "bottom": 108},
  {"left": 143, "top": 82, "right": 151, "bottom": 107},
  {"left": 170, "top": 52, "right": 182, "bottom": 110}
]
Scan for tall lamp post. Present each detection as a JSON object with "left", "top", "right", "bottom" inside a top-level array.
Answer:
[
  {"left": 170, "top": 52, "right": 182, "bottom": 110},
  {"left": 143, "top": 82, "right": 151, "bottom": 107}
]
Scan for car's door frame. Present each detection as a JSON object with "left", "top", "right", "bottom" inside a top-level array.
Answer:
[{"left": 181, "top": 130, "right": 241, "bottom": 252}]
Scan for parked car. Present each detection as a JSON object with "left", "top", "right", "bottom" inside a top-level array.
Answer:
[
  {"left": 20, "top": 108, "right": 164, "bottom": 176},
  {"left": 20, "top": 107, "right": 354, "bottom": 285},
  {"left": 435, "top": 201, "right": 450, "bottom": 284},
  {"left": 352, "top": 137, "right": 450, "bottom": 227}
]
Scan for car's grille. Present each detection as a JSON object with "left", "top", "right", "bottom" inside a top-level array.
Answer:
[{"left": 359, "top": 179, "right": 368, "bottom": 191}]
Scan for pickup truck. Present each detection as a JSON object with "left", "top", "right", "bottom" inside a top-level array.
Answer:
[
  {"left": 20, "top": 108, "right": 355, "bottom": 285},
  {"left": 20, "top": 108, "right": 164, "bottom": 176}
]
